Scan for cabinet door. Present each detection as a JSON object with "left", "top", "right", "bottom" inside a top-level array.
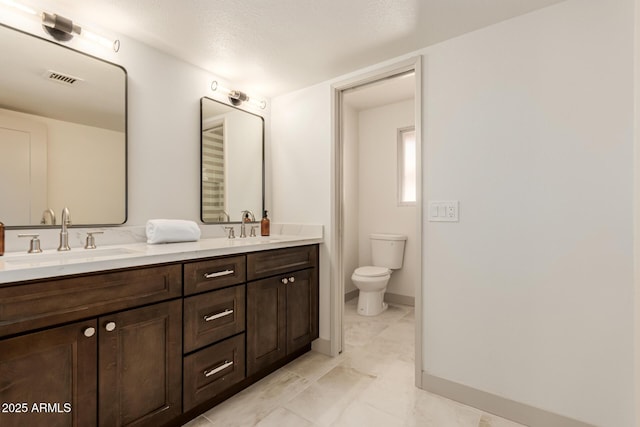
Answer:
[
  {"left": 286, "top": 268, "right": 319, "bottom": 354},
  {"left": 0, "top": 320, "right": 97, "bottom": 427},
  {"left": 246, "top": 278, "right": 286, "bottom": 376},
  {"left": 98, "top": 300, "right": 182, "bottom": 427}
]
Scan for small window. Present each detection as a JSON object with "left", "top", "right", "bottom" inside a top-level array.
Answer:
[{"left": 398, "top": 126, "right": 416, "bottom": 206}]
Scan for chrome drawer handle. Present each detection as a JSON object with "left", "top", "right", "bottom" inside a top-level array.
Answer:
[
  {"left": 203, "top": 269, "right": 235, "bottom": 279},
  {"left": 203, "top": 309, "right": 234, "bottom": 322},
  {"left": 204, "top": 360, "right": 233, "bottom": 377}
]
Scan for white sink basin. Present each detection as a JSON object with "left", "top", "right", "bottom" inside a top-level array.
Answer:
[
  {"left": 227, "top": 236, "right": 287, "bottom": 245},
  {"left": 246, "top": 236, "right": 286, "bottom": 243},
  {"left": 4, "top": 247, "right": 142, "bottom": 266}
]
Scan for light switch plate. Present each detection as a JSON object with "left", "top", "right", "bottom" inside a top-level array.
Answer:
[{"left": 428, "top": 201, "right": 459, "bottom": 222}]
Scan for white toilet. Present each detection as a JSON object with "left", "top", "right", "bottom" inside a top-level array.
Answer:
[{"left": 351, "top": 233, "right": 407, "bottom": 316}]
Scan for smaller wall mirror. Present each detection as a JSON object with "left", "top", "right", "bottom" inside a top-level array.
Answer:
[{"left": 201, "top": 97, "right": 264, "bottom": 223}]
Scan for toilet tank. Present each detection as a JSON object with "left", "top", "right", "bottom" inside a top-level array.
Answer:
[{"left": 370, "top": 233, "right": 407, "bottom": 269}]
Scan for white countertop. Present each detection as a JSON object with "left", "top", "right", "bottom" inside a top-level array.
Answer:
[{"left": 0, "top": 235, "right": 323, "bottom": 284}]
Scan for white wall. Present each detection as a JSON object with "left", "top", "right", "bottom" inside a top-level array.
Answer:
[
  {"left": 424, "top": 1, "right": 633, "bottom": 425},
  {"left": 358, "top": 99, "right": 415, "bottom": 299},
  {"left": 271, "top": 0, "right": 635, "bottom": 425},
  {"left": 271, "top": 84, "right": 332, "bottom": 339}
]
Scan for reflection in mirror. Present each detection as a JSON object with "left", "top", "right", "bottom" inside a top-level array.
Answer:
[
  {"left": 0, "top": 23, "right": 127, "bottom": 227},
  {"left": 201, "top": 97, "right": 264, "bottom": 223}
]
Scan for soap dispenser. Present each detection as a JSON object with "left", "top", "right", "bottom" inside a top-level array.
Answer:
[{"left": 261, "top": 210, "right": 270, "bottom": 236}]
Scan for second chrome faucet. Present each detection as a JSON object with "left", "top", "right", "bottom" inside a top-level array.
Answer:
[
  {"left": 58, "top": 207, "right": 71, "bottom": 251},
  {"left": 239, "top": 210, "right": 256, "bottom": 238}
]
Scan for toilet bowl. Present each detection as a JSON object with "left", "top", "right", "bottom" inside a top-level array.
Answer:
[
  {"left": 351, "top": 266, "right": 391, "bottom": 316},
  {"left": 352, "top": 233, "right": 407, "bottom": 316}
]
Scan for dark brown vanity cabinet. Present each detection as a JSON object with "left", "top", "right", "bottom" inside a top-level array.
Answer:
[
  {"left": 0, "top": 243, "right": 319, "bottom": 426},
  {"left": 0, "top": 266, "right": 183, "bottom": 427},
  {"left": 246, "top": 245, "right": 319, "bottom": 376}
]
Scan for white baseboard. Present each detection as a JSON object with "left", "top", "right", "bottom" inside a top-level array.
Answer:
[{"left": 421, "top": 372, "right": 595, "bottom": 427}]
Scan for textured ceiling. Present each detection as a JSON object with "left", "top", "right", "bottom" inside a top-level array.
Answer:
[{"left": 26, "top": 0, "right": 566, "bottom": 98}]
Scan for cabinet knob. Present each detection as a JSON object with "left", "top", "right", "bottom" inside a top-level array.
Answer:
[
  {"left": 289, "top": 276, "right": 295, "bottom": 283},
  {"left": 83, "top": 327, "right": 96, "bottom": 338},
  {"left": 281, "top": 278, "right": 289, "bottom": 284},
  {"left": 105, "top": 321, "right": 116, "bottom": 332}
]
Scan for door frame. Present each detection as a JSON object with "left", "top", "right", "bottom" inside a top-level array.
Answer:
[{"left": 330, "top": 55, "right": 424, "bottom": 386}]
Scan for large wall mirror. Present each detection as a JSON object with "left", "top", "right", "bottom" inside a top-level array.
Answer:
[
  {"left": 201, "top": 97, "right": 264, "bottom": 223},
  {"left": 0, "top": 23, "right": 127, "bottom": 228}
]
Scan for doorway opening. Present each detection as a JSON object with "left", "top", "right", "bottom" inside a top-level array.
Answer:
[{"left": 331, "top": 57, "right": 423, "bottom": 387}]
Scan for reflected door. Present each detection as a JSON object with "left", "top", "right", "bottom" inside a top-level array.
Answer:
[{"left": 0, "top": 115, "right": 47, "bottom": 224}]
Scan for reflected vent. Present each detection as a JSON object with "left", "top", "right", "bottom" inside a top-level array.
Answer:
[{"left": 43, "top": 70, "right": 84, "bottom": 86}]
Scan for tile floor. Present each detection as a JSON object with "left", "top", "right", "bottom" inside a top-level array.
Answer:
[{"left": 183, "top": 299, "right": 526, "bottom": 427}]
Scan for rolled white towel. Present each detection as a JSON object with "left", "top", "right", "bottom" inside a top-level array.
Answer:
[{"left": 146, "top": 219, "right": 201, "bottom": 244}]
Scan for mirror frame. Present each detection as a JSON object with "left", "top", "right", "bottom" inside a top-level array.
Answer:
[
  {"left": 1, "top": 23, "right": 128, "bottom": 229},
  {"left": 200, "top": 96, "right": 264, "bottom": 224}
]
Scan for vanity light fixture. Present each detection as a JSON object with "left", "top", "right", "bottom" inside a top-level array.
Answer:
[
  {"left": 211, "top": 80, "right": 266, "bottom": 109},
  {"left": 0, "top": 0, "right": 120, "bottom": 51}
]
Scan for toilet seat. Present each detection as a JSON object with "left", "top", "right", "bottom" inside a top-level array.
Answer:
[{"left": 354, "top": 266, "right": 390, "bottom": 277}]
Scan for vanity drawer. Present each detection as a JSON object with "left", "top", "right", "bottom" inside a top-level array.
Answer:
[
  {"left": 184, "top": 285, "right": 246, "bottom": 353},
  {"left": 184, "top": 255, "right": 246, "bottom": 295},
  {"left": 0, "top": 264, "right": 182, "bottom": 339},
  {"left": 183, "top": 333, "right": 245, "bottom": 411},
  {"left": 247, "top": 245, "right": 318, "bottom": 281}
]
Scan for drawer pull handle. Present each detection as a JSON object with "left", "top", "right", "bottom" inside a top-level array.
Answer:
[
  {"left": 203, "top": 269, "right": 235, "bottom": 279},
  {"left": 204, "top": 360, "right": 233, "bottom": 377},
  {"left": 204, "top": 309, "right": 234, "bottom": 322}
]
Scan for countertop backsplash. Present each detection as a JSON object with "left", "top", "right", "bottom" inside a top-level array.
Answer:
[{"left": 2, "top": 223, "right": 323, "bottom": 254}]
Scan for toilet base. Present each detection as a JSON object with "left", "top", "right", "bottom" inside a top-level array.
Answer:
[{"left": 357, "top": 291, "right": 388, "bottom": 316}]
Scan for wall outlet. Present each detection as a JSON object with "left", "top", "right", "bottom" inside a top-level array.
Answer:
[{"left": 428, "top": 201, "right": 459, "bottom": 222}]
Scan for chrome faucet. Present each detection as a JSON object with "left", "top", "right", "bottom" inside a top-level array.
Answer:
[
  {"left": 239, "top": 210, "right": 255, "bottom": 238},
  {"left": 57, "top": 207, "right": 71, "bottom": 251},
  {"left": 40, "top": 208, "right": 56, "bottom": 225}
]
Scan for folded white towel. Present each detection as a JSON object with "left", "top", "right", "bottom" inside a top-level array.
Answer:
[{"left": 146, "top": 219, "right": 201, "bottom": 244}]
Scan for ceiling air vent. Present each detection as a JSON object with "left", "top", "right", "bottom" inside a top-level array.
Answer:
[{"left": 43, "top": 70, "right": 84, "bottom": 86}]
